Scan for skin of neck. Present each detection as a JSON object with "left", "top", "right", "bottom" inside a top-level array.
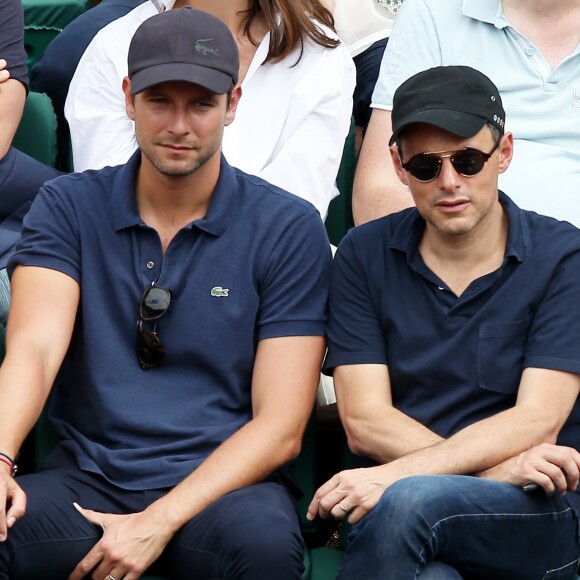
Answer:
[{"left": 175, "top": 0, "right": 253, "bottom": 32}]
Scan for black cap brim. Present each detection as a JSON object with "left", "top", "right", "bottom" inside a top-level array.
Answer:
[{"left": 389, "top": 109, "right": 488, "bottom": 145}]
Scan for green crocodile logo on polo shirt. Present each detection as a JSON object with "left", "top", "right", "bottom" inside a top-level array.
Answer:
[{"left": 211, "top": 286, "right": 229, "bottom": 297}]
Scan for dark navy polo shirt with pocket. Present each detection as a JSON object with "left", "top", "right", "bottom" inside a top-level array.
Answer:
[{"left": 324, "top": 192, "right": 580, "bottom": 512}]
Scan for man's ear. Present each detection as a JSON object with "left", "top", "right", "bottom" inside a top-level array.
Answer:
[
  {"left": 224, "top": 85, "right": 242, "bottom": 127},
  {"left": 497, "top": 132, "right": 514, "bottom": 175},
  {"left": 122, "top": 77, "right": 135, "bottom": 120},
  {"left": 389, "top": 144, "right": 410, "bottom": 186}
]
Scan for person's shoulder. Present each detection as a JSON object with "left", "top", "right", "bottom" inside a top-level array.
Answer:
[
  {"left": 286, "top": 18, "right": 352, "bottom": 64},
  {"left": 407, "top": 0, "right": 463, "bottom": 13},
  {"left": 81, "top": 0, "right": 153, "bottom": 57},
  {"left": 525, "top": 208, "right": 580, "bottom": 250},
  {"left": 504, "top": 193, "right": 580, "bottom": 255},
  {"left": 393, "top": 0, "right": 464, "bottom": 23},
  {"left": 233, "top": 167, "right": 322, "bottom": 221},
  {"left": 41, "top": 164, "right": 124, "bottom": 205}
]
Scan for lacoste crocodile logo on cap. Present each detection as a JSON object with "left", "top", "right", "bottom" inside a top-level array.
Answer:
[
  {"left": 211, "top": 286, "right": 229, "bottom": 297},
  {"left": 195, "top": 39, "right": 219, "bottom": 57}
]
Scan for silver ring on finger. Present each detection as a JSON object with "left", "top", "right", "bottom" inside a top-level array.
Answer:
[
  {"left": 108, "top": 574, "right": 117, "bottom": 580},
  {"left": 338, "top": 502, "right": 350, "bottom": 513}
]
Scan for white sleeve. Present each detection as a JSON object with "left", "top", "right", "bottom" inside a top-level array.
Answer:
[
  {"left": 65, "top": 29, "right": 137, "bottom": 172},
  {"left": 371, "top": 0, "right": 443, "bottom": 110},
  {"left": 257, "top": 43, "right": 356, "bottom": 218}
]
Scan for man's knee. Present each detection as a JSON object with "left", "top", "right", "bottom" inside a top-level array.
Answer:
[
  {"left": 223, "top": 518, "right": 304, "bottom": 578},
  {"left": 375, "top": 476, "right": 464, "bottom": 521},
  {"left": 219, "top": 485, "right": 303, "bottom": 577},
  {"left": 352, "top": 475, "right": 476, "bottom": 546},
  {"left": 172, "top": 483, "right": 304, "bottom": 578}
]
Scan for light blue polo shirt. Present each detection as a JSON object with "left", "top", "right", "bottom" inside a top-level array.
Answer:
[
  {"left": 372, "top": 0, "right": 580, "bottom": 226},
  {"left": 8, "top": 151, "right": 332, "bottom": 490}
]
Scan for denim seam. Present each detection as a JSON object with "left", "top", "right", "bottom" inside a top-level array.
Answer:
[
  {"left": 542, "top": 556, "right": 580, "bottom": 579},
  {"left": 416, "top": 507, "right": 574, "bottom": 577}
]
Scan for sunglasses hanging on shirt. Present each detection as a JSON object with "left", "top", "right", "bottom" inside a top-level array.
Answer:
[{"left": 136, "top": 281, "right": 172, "bottom": 370}]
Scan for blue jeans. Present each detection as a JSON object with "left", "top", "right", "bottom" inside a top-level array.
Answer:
[
  {"left": 338, "top": 475, "right": 580, "bottom": 580},
  {"left": 0, "top": 465, "right": 303, "bottom": 579}
]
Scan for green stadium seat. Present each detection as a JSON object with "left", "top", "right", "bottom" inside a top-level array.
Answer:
[
  {"left": 22, "top": 0, "right": 88, "bottom": 69},
  {"left": 13, "top": 91, "right": 58, "bottom": 167},
  {"left": 325, "top": 117, "right": 356, "bottom": 246}
]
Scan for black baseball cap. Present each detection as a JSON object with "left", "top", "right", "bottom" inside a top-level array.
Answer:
[
  {"left": 128, "top": 7, "right": 239, "bottom": 96},
  {"left": 389, "top": 65, "right": 505, "bottom": 145}
]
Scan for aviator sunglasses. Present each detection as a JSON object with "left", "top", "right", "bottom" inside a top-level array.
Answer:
[
  {"left": 136, "top": 281, "right": 172, "bottom": 369},
  {"left": 401, "top": 136, "right": 502, "bottom": 183}
]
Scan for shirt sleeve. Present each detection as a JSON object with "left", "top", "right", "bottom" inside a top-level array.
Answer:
[
  {"left": 371, "top": 0, "right": 442, "bottom": 110},
  {"left": 257, "top": 211, "right": 332, "bottom": 340},
  {"left": 8, "top": 180, "right": 81, "bottom": 283},
  {"left": 65, "top": 25, "right": 136, "bottom": 172},
  {"left": 3, "top": 0, "right": 28, "bottom": 90},
  {"left": 524, "top": 246, "right": 580, "bottom": 375},
  {"left": 323, "top": 231, "right": 389, "bottom": 372},
  {"left": 255, "top": 41, "right": 356, "bottom": 219}
]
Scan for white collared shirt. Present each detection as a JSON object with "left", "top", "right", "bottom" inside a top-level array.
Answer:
[{"left": 65, "top": 0, "right": 356, "bottom": 217}]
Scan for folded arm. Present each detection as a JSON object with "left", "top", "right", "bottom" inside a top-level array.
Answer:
[{"left": 309, "top": 364, "right": 580, "bottom": 523}]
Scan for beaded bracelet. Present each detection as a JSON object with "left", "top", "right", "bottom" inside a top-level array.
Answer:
[{"left": 0, "top": 451, "right": 17, "bottom": 477}]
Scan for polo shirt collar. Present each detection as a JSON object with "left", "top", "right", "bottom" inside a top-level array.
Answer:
[
  {"left": 463, "top": 0, "right": 508, "bottom": 29},
  {"left": 389, "top": 190, "right": 531, "bottom": 263},
  {"left": 112, "top": 150, "right": 237, "bottom": 237}
]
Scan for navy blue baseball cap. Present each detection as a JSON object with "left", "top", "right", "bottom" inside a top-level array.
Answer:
[{"left": 128, "top": 7, "right": 239, "bottom": 95}]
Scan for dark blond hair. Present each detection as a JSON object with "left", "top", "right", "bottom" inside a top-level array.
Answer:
[{"left": 242, "top": 0, "right": 339, "bottom": 63}]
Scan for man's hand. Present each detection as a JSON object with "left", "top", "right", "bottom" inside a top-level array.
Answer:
[
  {"left": 479, "top": 443, "right": 580, "bottom": 496},
  {"left": 68, "top": 504, "right": 173, "bottom": 580},
  {"left": 0, "top": 471, "right": 26, "bottom": 542},
  {"left": 307, "top": 465, "right": 395, "bottom": 525}
]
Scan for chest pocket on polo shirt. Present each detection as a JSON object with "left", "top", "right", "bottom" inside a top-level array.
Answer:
[{"left": 477, "top": 317, "right": 532, "bottom": 394}]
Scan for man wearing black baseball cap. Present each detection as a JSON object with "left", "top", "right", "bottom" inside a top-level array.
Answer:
[
  {"left": 308, "top": 65, "right": 580, "bottom": 578},
  {"left": 0, "top": 8, "right": 331, "bottom": 579}
]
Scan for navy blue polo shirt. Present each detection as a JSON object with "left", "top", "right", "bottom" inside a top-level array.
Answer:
[
  {"left": 324, "top": 192, "right": 580, "bottom": 511},
  {"left": 9, "top": 151, "right": 332, "bottom": 490}
]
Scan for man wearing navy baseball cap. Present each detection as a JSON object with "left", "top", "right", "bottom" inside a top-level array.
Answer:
[
  {"left": 0, "top": 8, "right": 331, "bottom": 579},
  {"left": 308, "top": 65, "right": 580, "bottom": 578}
]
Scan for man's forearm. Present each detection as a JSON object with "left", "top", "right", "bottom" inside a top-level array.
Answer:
[
  {"left": 144, "top": 412, "right": 306, "bottom": 536},
  {"left": 0, "top": 346, "right": 55, "bottom": 459},
  {"left": 344, "top": 404, "right": 443, "bottom": 464},
  {"left": 379, "top": 403, "right": 563, "bottom": 483}
]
